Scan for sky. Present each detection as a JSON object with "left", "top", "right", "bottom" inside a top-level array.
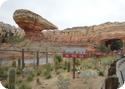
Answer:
[{"left": 0, "top": 0, "right": 125, "bottom": 30}]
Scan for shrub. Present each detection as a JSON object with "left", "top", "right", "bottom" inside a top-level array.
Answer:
[
  {"left": 97, "top": 44, "right": 111, "bottom": 53},
  {"left": 26, "top": 74, "right": 34, "bottom": 82},
  {"left": 16, "top": 68, "right": 22, "bottom": 75},
  {"left": 22, "top": 68, "right": 34, "bottom": 77},
  {"left": 97, "top": 68, "right": 104, "bottom": 76},
  {"left": 54, "top": 55, "right": 63, "bottom": 71},
  {"left": 36, "top": 78, "right": 41, "bottom": 85},
  {"left": 6, "top": 35, "right": 24, "bottom": 44},
  {"left": 0, "top": 67, "right": 8, "bottom": 79},
  {"left": 12, "top": 61, "right": 16, "bottom": 67},
  {"left": 19, "top": 83, "right": 31, "bottom": 89},
  {"left": 43, "top": 64, "right": 52, "bottom": 79},
  {"left": 36, "top": 69, "right": 42, "bottom": 76}
]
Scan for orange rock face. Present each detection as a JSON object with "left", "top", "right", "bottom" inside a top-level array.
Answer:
[
  {"left": 13, "top": 9, "right": 57, "bottom": 41},
  {"left": 43, "top": 22, "right": 125, "bottom": 47}
]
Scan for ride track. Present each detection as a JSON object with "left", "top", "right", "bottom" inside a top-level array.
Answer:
[{"left": 101, "top": 56, "right": 125, "bottom": 89}]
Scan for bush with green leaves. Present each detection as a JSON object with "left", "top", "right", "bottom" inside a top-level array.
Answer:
[
  {"left": 43, "top": 64, "right": 52, "bottom": 79},
  {"left": 97, "top": 44, "right": 111, "bottom": 53},
  {"left": 0, "top": 67, "right": 8, "bottom": 79},
  {"left": 36, "top": 69, "right": 42, "bottom": 76},
  {"left": 11, "top": 61, "right": 16, "bottom": 67},
  {"left": 100, "top": 56, "right": 114, "bottom": 66},
  {"left": 54, "top": 55, "right": 63, "bottom": 71},
  {"left": 97, "top": 68, "right": 105, "bottom": 76},
  {"left": 26, "top": 74, "right": 34, "bottom": 82},
  {"left": 5, "top": 35, "right": 24, "bottom": 44}
]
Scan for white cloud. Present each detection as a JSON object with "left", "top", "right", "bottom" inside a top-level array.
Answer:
[{"left": 0, "top": 0, "right": 125, "bottom": 29}]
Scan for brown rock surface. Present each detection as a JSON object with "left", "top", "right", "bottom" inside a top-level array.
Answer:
[
  {"left": 43, "top": 22, "right": 125, "bottom": 47},
  {"left": 13, "top": 9, "right": 57, "bottom": 41},
  {"left": 0, "top": 22, "right": 25, "bottom": 43}
]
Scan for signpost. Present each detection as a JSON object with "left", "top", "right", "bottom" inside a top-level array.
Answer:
[
  {"left": 73, "top": 57, "right": 76, "bottom": 79},
  {"left": 62, "top": 47, "right": 86, "bottom": 79}
]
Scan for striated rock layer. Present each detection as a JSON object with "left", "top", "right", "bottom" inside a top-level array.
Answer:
[
  {"left": 13, "top": 9, "right": 57, "bottom": 41},
  {"left": 43, "top": 22, "right": 125, "bottom": 48}
]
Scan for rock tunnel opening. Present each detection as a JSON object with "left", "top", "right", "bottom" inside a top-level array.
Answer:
[{"left": 105, "top": 39, "right": 123, "bottom": 51}]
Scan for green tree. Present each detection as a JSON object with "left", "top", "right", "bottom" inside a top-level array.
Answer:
[
  {"left": 97, "top": 44, "right": 111, "bottom": 52},
  {"left": 111, "top": 40, "right": 123, "bottom": 50}
]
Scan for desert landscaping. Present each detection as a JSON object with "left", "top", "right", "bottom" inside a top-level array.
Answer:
[{"left": 0, "top": 8, "right": 125, "bottom": 89}]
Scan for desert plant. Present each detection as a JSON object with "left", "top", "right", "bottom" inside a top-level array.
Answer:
[
  {"left": 43, "top": 64, "right": 52, "bottom": 79},
  {"left": 26, "top": 74, "right": 34, "bottom": 82},
  {"left": 97, "top": 68, "right": 104, "bottom": 76},
  {"left": 97, "top": 44, "right": 111, "bottom": 53},
  {"left": 18, "top": 58, "right": 21, "bottom": 69},
  {"left": 8, "top": 68, "right": 16, "bottom": 89},
  {"left": 63, "top": 61, "right": 71, "bottom": 72},
  {"left": 26, "top": 69, "right": 35, "bottom": 82},
  {"left": 12, "top": 61, "right": 16, "bottom": 67},
  {"left": 36, "top": 69, "right": 42, "bottom": 76},
  {"left": 36, "top": 78, "right": 41, "bottom": 85},
  {"left": 6, "top": 35, "right": 24, "bottom": 44},
  {"left": 0, "top": 67, "right": 8, "bottom": 79},
  {"left": 54, "top": 55, "right": 63, "bottom": 71}
]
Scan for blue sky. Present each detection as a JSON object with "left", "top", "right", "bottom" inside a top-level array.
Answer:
[{"left": 0, "top": 0, "right": 125, "bottom": 30}]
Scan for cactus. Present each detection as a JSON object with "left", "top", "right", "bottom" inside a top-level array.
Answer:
[
  {"left": 67, "top": 61, "right": 70, "bottom": 72},
  {"left": 18, "top": 58, "right": 21, "bottom": 69},
  {"left": 22, "top": 49, "right": 25, "bottom": 69},
  {"left": 8, "top": 68, "right": 16, "bottom": 89}
]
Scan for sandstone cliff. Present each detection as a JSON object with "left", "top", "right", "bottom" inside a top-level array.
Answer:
[
  {"left": 13, "top": 9, "right": 57, "bottom": 41},
  {"left": 43, "top": 22, "right": 125, "bottom": 47},
  {"left": 0, "top": 22, "right": 25, "bottom": 43}
]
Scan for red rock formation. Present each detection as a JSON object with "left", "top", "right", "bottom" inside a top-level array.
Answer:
[
  {"left": 43, "top": 22, "right": 125, "bottom": 48},
  {"left": 13, "top": 9, "right": 57, "bottom": 41}
]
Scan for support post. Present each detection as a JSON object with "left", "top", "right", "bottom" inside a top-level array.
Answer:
[
  {"left": 67, "top": 61, "right": 70, "bottom": 72},
  {"left": 120, "top": 71, "right": 124, "bottom": 84},
  {"left": 73, "top": 57, "right": 76, "bottom": 79},
  {"left": 46, "top": 48, "right": 48, "bottom": 64},
  {"left": 22, "top": 49, "right": 25, "bottom": 69},
  {"left": 36, "top": 51, "right": 39, "bottom": 68}
]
